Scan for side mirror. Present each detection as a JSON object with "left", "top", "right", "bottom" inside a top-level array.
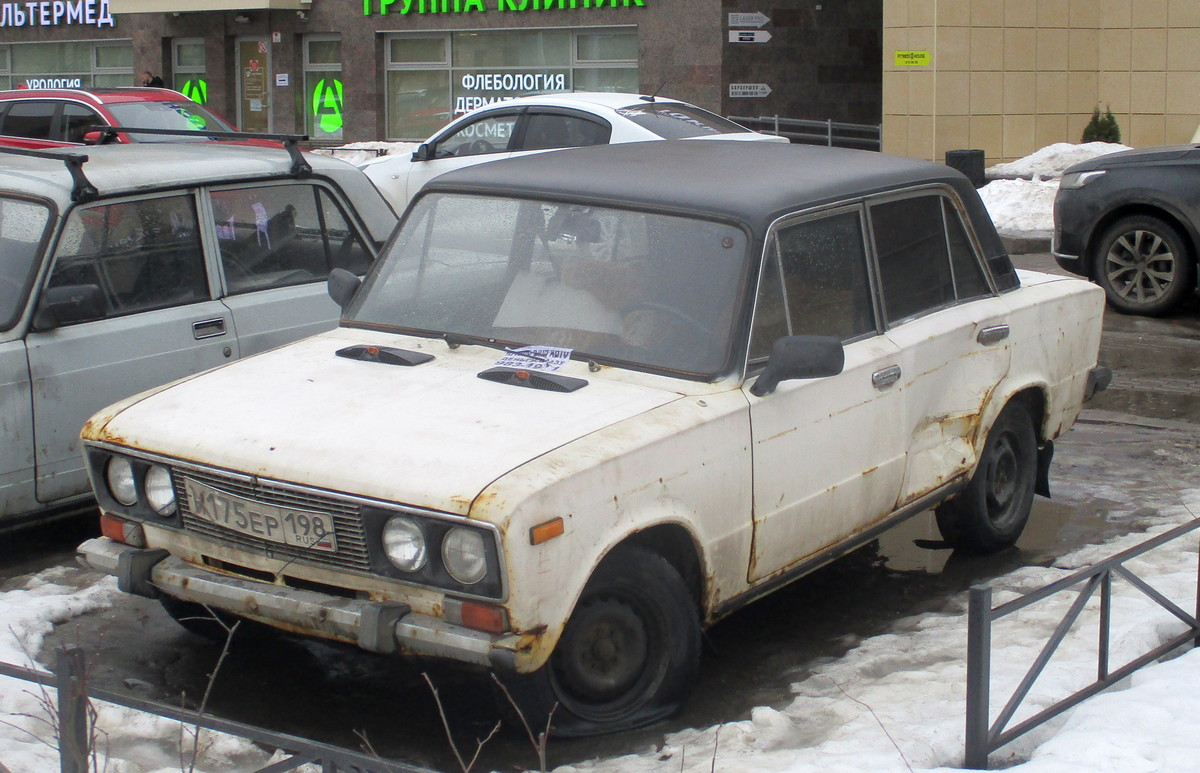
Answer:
[
  {"left": 411, "top": 143, "right": 432, "bottom": 162},
  {"left": 327, "top": 268, "right": 361, "bottom": 310},
  {"left": 33, "top": 284, "right": 106, "bottom": 330},
  {"left": 749, "top": 335, "right": 845, "bottom": 397},
  {"left": 82, "top": 130, "right": 103, "bottom": 145}
]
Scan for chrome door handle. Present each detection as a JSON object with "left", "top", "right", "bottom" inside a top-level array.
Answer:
[
  {"left": 192, "top": 317, "right": 227, "bottom": 340},
  {"left": 977, "top": 324, "right": 1010, "bottom": 346},
  {"left": 872, "top": 365, "right": 901, "bottom": 389}
]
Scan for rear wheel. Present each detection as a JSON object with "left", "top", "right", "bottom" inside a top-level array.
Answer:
[
  {"left": 500, "top": 544, "right": 700, "bottom": 738},
  {"left": 1092, "top": 215, "right": 1195, "bottom": 316},
  {"left": 935, "top": 401, "right": 1037, "bottom": 553}
]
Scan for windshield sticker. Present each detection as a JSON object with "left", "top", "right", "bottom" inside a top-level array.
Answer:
[
  {"left": 495, "top": 346, "right": 572, "bottom": 372},
  {"left": 252, "top": 202, "right": 271, "bottom": 248}
]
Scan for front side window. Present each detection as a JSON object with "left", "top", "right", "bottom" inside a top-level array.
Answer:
[
  {"left": 349, "top": 193, "right": 750, "bottom": 377},
  {"left": 49, "top": 194, "right": 208, "bottom": 319},
  {"left": 750, "top": 209, "right": 876, "bottom": 360},
  {"left": 434, "top": 114, "right": 518, "bottom": 157},
  {"left": 0, "top": 195, "right": 51, "bottom": 330},
  {"left": 210, "top": 184, "right": 372, "bottom": 295},
  {"left": 62, "top": 103, "right": 103, "bottom": 143}
]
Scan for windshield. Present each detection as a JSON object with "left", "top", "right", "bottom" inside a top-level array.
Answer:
[
  {"left": 348, "top": 193, "right": 750, "bottom": 376},
  {"left": 0, "top": 196, "right": 51, "bottom": 330},
  {"left": 615, "top": 103, "right": 754, "bottom": 139},
  {"left": 105, "top": 101, "right": 236, "bottom": 141}
]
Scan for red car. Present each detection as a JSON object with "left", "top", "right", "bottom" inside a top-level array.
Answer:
[{"left": 0, "top": 87, "right": 243, "bottom": 148}]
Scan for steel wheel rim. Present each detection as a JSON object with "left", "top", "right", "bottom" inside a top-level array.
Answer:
[
  {"left": 984, "top": 433, "right": 1019, "bottom": 525},
  {"left": 552, "top": 596, "right": 654, "bottom": 713},
  {"left": 1105, "top": 228, "right": 1176, "bottom": 304}
]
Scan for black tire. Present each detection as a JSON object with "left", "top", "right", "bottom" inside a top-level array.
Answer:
[
  {"left": 499, "top": 544, "right": 700, "bottom": 738},
  {"left": 935, "top": 401, "right": 1037, "bottom": 553},
  {"left": 1092, "top": 215, "right": 1195, "bottom": 316}
]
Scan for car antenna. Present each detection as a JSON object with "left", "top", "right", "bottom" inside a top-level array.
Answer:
[
  {"left": 639, "top": 82, "right": 669, "bottom": 103},
  {"left": 0, "top": 146, "right": 98, "bottom": 202},
  {"left": 87, "top": 125, "right": 313, "bottom": 177}
]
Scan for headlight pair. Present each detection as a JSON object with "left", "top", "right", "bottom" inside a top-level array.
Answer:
[
  {"left": 104, "top": 457, "right": 177, "bottom": 516},
  {"left": 381, "top": 515, "right": 489, "bottom": 585}
]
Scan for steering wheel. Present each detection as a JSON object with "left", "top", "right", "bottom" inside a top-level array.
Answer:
[
  {"left": 468, "top": 139, "right": 496, "bottom": 155},
  {"left": 622, "top": 301, "right": 712, "bottom": 354}
]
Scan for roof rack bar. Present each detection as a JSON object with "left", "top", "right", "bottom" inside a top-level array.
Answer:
[
  {"left": 0, "top": 146, "right": 98, "bottom": 202},
  {"left": 89, "top": 125, "right": 312, "bottom": 177}
]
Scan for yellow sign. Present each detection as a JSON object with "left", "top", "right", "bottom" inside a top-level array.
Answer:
[{"left": 894, "top": 50, "right": 930, "bottom": 66}]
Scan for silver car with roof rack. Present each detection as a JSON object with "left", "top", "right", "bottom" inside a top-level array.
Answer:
[{"left": 0, "top": 134, "right": 396, "bottom": 530}]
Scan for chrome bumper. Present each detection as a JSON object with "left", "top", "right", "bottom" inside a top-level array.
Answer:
[{"left": 77, "top": 537, "right": 517, "bottom": 670}]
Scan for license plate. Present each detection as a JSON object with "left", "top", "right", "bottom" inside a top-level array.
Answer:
[{"left": 184, "top": 478, "right": 339, "bottom": 553}]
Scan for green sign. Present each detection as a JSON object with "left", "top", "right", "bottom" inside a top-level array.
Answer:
[
  {"left": 181, "top": 78, "right": 208, "bottom": 104},
  {"left": 365, "top": 0, "right": 646, "bottom": 17},
  {"left": 312, "top": 78, "right": 344, "bottom": 135}
]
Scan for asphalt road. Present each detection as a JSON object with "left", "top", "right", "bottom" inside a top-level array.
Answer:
[{"left": 7, "top": 254, "right": 1200, "bottom": 772}]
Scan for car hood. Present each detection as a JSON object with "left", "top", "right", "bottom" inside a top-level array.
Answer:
[
  {"left": 86, "top": 329, "right": 684, "bottom": 517},
  {"left": 1065, "top": 144, "right": 1198, "bottom": 173}
]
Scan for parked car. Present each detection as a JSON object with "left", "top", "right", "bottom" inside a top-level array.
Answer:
[
  {"left": 78, "top": 141, "right": 1108, "bottom": 737},
  {"left": 360, "top": 91, "right": 788, "bottom": 212},
  {"left": 1053, "top": 143, "right": 1200, "bottom": 316},
  {"left": 0, "top": 141, "right": 396, "bottom": 531},
  {"left": 0, "top": 87, "right": 242, "bottom": 148}
]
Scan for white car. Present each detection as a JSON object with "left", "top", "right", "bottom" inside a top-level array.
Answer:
[
  {"left": 360, "top": 91, "right": 787, "bottom": 212},
  {"left": 79, "top": 141, "right": 1109, "bottom": 738}
]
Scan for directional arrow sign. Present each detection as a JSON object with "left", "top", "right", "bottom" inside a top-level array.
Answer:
[
  {"left": 729, "top": 83, "right": 772, "bottom": 98},
  {"left": 728, "top": 11, "right": 770, "bottom": 28},
  {"left": 728, "top": 30, "right": 772, "bottom": 43}
]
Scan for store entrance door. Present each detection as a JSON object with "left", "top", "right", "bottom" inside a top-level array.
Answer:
[{"left": 237, "top": 37, "right": 271, "bottom": 133}]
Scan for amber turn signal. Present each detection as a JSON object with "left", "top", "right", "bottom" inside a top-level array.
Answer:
[{"left": 529, "top": 517, "right": 564, "bottom": 545}]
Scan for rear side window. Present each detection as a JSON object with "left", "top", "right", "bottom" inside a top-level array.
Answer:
[
  {"left": 519, "top": 112, "right": 610, "bottom": 151},
  {"left": 2, "top": 101, "right": 56, "bottom": 140},
  {"left": 870, "top": 192, "right": 990, "bottom": 324},
  {"left": 210, "top": 183, "right": 373, "bottom": 295},
  {"left": 49, "top": 194, "right": 209, "bottom": 319},
  {"left": 615, "top": 103, "right": 751, "bottom": 138},
  {"left": 750, "top": 208, "right": 876, "bottom": 360}
]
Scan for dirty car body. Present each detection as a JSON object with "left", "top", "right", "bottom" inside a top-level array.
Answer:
[
  {"left": 78, "top": 141, "right": 1109, "bottom": 736},
  {"left": 0, "top": 143, "right": 395, "bottom": 530}
]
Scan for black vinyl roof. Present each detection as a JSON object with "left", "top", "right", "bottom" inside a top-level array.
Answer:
[{"left": 423, "top": 140, "right": 1004, "bottom": 257}]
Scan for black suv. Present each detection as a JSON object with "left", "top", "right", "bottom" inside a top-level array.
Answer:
[{"left": 1053, "top": 144, "right": 1200, "bottom": 316}]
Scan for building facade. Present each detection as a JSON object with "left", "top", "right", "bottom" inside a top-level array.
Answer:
[
  {"left": 0, "top": 0, "right": 884, "bottom": 144},
  {"left": 884, "top": 0, "right": 1200, "bottom": 164}
]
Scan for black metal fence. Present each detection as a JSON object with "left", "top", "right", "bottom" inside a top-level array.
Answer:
[
  {"left": 727, "top": 115, "right": 882, "bottom": 151},
  {"left": 0, "top": 647, "right": 436, "bottom": 773},
  {"left": 964, "top": 518, "right": 1200, "bottom": 769}
]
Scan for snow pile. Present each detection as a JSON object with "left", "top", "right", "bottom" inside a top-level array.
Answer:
[
  {"left": 987, "top": 142, "right": 1131, "bottom": 181},
  {"left": 978, "top": 178, "right": 1059, "bottom": 233}
]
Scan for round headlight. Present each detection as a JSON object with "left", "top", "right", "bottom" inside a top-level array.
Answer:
[
  {"left": 382, "top": 517, "right": 427, "bottom": 572},
  {"left": 145, "top": 465, "right": 176, "bottom": 516},
  {"left": 442, "top": 527, "right": 488, "bottom": 585},
  {"left": 105, "top": 457, "right": 137, "bottom": 506}
]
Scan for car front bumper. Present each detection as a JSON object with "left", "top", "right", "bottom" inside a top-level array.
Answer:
[{"left": 77, "top": 537, "right": 519, "bottom": 670}]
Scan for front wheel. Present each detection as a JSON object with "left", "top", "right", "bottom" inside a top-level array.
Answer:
[
  {"left": 500, "top": 544, "right": 700, "bottom": 738},
  {"left": 935, "top": 401, "right": 1037, "bottom": 553},
  {"left": 1092, "top": 215, "right": 1195, "bottom": 316}
]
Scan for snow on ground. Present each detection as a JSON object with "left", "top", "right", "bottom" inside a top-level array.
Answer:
[{"left": 2, "top": 143, "right": 1197, "bottom": 773}]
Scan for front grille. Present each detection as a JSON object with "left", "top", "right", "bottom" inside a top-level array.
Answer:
[{"left": 175, "top": 468, "right": 371, "bottom": 574}]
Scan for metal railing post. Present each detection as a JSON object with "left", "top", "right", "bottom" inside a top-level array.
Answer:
[
  {"left": 56, "top": 648, "right": 89, "bottom": 773},
  {"left": 965, "top": 585, "right": 992, "bottom": 770},
  {"left": 826, "top": 118, "right": 833, "bottom": 146}
]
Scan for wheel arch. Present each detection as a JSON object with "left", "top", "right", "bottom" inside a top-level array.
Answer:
[
  {"left": 1083, "top": 203, "right": 1199, "bottom": 281},
  {"left": 619, "top": 523, "right": 706, "bottom": 613}
]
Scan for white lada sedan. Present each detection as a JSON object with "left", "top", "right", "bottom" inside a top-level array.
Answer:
[{"left": 78, "top": 140, "right": 1109, "bottom": 738}]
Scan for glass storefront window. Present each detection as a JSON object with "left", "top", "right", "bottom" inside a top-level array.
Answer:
[
  {"left": 577, "top": 32, "right": 637, "bottom": 61},
  {"left": 304, "top": 36, "right": 343, "bottom": 142},
  {"left": 390, "top": 36, "right": 447, "bottom": 65},
  {"left": 386, "top": 27, "right": 636, "bottom": 141},
  {"left": 173, "top": 39, "right": 208, "bottom": 104},
  {"left": 9, "top": 41, "right": 132, "bottom": 88}
]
